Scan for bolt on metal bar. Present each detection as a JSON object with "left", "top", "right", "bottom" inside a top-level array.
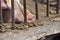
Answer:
[
  {"left": 11, "top": 0, "right": 15, "bottom": 29},
  {"left": 56, "top": 0, "right": 59, "bottom": 14},
  {"left": 46, "top": 0, "right": 49, "bottom": 17},
  {"left": 0, "top": 0, "right": 3, "bottom": 25},
  {"left": 35, "top": 0, "right": 38, "bottom": 20},
  {"left": 23, "top": 0, "right": 27, "bottom": 23}
]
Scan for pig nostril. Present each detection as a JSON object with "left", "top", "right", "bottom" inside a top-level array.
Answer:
[{"left": 29, "top": 18, "right": 32, "bottom": 20}]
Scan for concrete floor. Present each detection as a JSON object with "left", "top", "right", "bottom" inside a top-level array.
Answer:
[{"left": 0, "top": 21, "right": 60, "bottom": 40}]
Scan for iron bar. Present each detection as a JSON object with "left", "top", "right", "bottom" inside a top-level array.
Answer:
[
  {"left": 23, "top": 0, "right": 27, "bottom": 23},
  {"left": 11, "top": 0, "right": 15, "bottom": 29},
  {"left": 0, "top": 0, "right": 3, "bottom": 25},
  {"left": 0, "top": 0, "right": 4, "bottom": 32},
  {"left": 35, "top": 0, "right": 38, "bottom": 20},
  {"left": 46, "top": 0, "right": 49, "bottom": 17},
  {"left": 56, "top": 0, "right": 59, "bottom": 14}
]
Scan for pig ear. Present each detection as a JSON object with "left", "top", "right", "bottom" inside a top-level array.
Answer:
[
  {"left": 6, "top": 0, "right": 11, "bottom": 9},
  {"left": 1, "top": 0, "right": 7, "bottom": 9}
]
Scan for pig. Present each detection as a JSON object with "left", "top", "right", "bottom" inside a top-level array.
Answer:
[{"left": 1, "top": 0, "right": 35, "bottom": 23}]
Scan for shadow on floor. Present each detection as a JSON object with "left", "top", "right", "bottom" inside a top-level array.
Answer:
[{"left": 37, "top": 33, "right": 60, "bottom": 40}]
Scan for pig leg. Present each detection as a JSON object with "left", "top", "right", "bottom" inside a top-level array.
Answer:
[{"left": 1, "top": 0, "right": 7, "bottom": 9}]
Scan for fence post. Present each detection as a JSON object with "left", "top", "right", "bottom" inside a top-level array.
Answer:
[
  {"left": 23, "top": 0, "right": 27, "bottom": 23},
  {"left": 0, "top": 0, "right": 5, "bottom": 32},
  {"left": 35, "top": 0, "right": 38, "bottom": 20},
  {"left": 11, "top": 0, "right": 15, "bottom": 29},
  {"left": 56, "top": 0, "right": 59, "bottom": 14},
  {"left": 46, "top": 0, "right": 49, "bottom": 17},
  {"left": 0, "top": 0, "right": 3, "bottom": 25}
]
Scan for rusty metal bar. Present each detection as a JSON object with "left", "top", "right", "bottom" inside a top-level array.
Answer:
[
  {"left": 0, "top": 0, "right": 6, "bottom": 32},
  {"left": 56, "top": 0, "right": 59, "bottom": 14},
  {"left": 23, "top": 0, "right": 27, "bottom": 23},
  {"left": 35, "top": 0, "right": 38, "bottom": 20},
  {"left": 0, "top": 0, "right": 2, "bottom": 25},
  {"left": 46, "top": 0, "right": 49, "bottom": 17},
  {"left": 11, "top": 0, "right": 15, "bottom": 29}
]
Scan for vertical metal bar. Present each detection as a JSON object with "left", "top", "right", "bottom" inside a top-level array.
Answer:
[
  {"left": 56, "top": 0, "right": 59, "bottom": 14},
  {"left": 23, "top": 0, "right": 27, "bottom": 23},
  {"left": 11, "top": 0, "right": 15, "bottom": 29},
  {"left": 35, "top": 0, "right": 38, "bottom": 20},
  {"left": 0, "top": 0, "right": 2, "bottom": 25},
  {"left": 46, "top": 0, "right": 49, "bottom": 17}
]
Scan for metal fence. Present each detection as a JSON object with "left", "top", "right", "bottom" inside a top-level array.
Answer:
[{"left": 0, "top": 0, "right": 60, "bottom": 31}]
